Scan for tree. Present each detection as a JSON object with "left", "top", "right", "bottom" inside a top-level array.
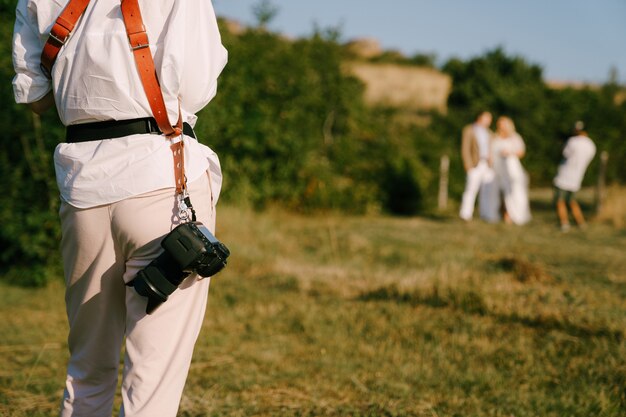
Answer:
[{"left": 252, "top": 0, "right": 279, "bottom": 28}]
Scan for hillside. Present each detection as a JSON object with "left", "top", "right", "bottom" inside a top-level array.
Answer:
[
  {"left": 342, "top": 38, "right": 616, "bottom": 114},
  {"left": 344, "top": 61, "right": 451, "bottom": 113}
]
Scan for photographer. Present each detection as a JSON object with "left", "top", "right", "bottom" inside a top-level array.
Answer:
[
  {"left": 12, "top": 0, "right": 227, "bottom": 415},
  {"left": 553, "top": 121, "right": 597, "bottom": 231}
]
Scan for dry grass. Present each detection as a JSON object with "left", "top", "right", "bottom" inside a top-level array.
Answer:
[
  {"left": 596, "top": 185, "right": 626, "bottom": 228},
  {"left": 1, "top": 196, "right": 626, "bottom": 416}
]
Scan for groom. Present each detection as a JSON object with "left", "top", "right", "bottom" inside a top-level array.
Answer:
[{"left": 459, "top": 111, "right": 498, "bottom": 222}]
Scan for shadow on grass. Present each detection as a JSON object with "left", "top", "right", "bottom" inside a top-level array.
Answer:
[{"left": 357, "top": 284, "right": 623, "bottom": 343}]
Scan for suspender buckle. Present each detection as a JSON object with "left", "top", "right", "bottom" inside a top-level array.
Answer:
[
  {"left": 50, "top": 32, "right": 69, "bottom": 46},
  {"left": 128, "top": 29, "right": 150, "bottom": 51},
  {"left": 49, "top": 24, "right": 71, "bottom": 46},
  {"left": 131, "top": 43, "right": 149, "bottom": 51}
]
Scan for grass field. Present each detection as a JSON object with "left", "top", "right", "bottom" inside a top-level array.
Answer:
[{"left": 1, "top": 189, "right": 625, "bottom": 416}]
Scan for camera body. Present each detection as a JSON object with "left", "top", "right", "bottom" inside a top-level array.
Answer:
[
  {"left": 129, "top": 222, "right": 230, "bottom": 314},
  {"left": 161, "top": 221, "right": 230, "bottom": 277}
]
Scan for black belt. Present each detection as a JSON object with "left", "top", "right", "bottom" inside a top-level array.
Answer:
[{"left": 66, "top": 117, "right": 195, "bottom": 143}]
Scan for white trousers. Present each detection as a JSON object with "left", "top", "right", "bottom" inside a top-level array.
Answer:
[
  {"left": 59, "top": 172, "right": 215, "bottom": 417},
  {"left": 459, "top": 160, "right": 498, "bottom": 221}
]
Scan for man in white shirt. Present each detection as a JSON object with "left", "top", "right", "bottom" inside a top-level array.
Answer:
[
  {"left": 553, "top": 121, "right": 597, "bottom": 231},
  {"left": 12, "top": 0, "right": 227, "bottom": 415},
  {"left": 459, "top": 111, "right": 498, "bottom": 222}
]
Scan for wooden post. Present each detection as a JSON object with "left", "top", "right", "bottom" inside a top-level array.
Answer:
[
  {"left": 438, "top": 155, "right": 450, "bottom": 211},
  {"left": 595, "top": 150, "right": 609, "bottom": 213}
]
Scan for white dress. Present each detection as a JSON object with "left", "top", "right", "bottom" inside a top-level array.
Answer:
[{"left": 491, "top": 134, "right": 532, "bottom": 225}]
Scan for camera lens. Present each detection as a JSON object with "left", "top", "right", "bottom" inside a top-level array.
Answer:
[{"left": 128, "top": 252, "right": 188, "bottom": 314}]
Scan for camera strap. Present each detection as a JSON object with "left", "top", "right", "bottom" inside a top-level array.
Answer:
[{"left": 40, "top": 0, "right": 196, "bottom": 221}]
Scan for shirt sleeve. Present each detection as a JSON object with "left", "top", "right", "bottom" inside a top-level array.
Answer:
[
  {"left": 12, "top": 0, "right": 52, "bottom": 104},
  {"left": 562, "top": 140, "right": 573, "bottom": 159}
]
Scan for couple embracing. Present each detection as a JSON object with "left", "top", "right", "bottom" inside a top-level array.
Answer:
[{"left": 459, "top": 111, "right": 531, "bottom": 225}]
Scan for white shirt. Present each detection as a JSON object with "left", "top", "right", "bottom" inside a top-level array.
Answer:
[
  {"left": 473, "top": 124, "right": 490, "bottom": 160},
  {"left": 554, "top": 135, "right": 596, "bottom": 192},
  {"left": 12, "top": 0, "right": 228, "bottom": 208}
]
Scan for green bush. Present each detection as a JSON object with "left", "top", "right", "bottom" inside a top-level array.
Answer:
[
  {"left": 0, "top": 4, "right": 64, "bottom": 286},
  {"left": 196, "top": 24, "right": 429, "bottom": 213}
]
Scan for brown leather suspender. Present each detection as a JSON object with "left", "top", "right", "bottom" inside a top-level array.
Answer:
[
  {"left": 40, "top": 0, "right": 187, "bottom": 196},
  {"left": 119, "top": 0, "right": 183, "bottom": 139},
  {"left": 40, "top": 0, "right": 90, "bottom": 78},
  {"left": 119, "top": 0, "right": 186, "bottom": 195}
]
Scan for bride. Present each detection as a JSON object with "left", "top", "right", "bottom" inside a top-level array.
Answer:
[{"left": 491, "top": 116, "right": 531, "bottom": 225}]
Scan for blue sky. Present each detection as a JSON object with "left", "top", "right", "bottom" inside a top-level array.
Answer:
[{"left": 213, "top": 0, "right": 626, "bottom": 84}]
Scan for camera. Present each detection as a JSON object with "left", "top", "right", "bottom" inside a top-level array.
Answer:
[{"left": 128, "top": 222, "right": 230, "bottom": 314}]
